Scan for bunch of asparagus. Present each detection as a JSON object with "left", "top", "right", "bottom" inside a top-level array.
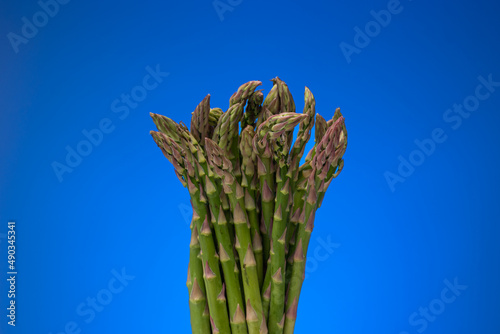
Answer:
[{"left": 150, "top": 77, "right": 347, "bottom": 334}]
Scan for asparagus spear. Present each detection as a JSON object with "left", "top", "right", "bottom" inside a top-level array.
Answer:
[
  {"left": 151, "top": 130, "right": 232, "bottom": 333},
  {"left": 259, "top": 113, "right": 307, "bottom": 334},
  {"left": 191, "top": 175, "right": 232, "bottom": 334},
  {"left": 240, "top": 125, "right": 264, "bottom": 287},
  {"left": 261, "top": 256, "right": 272, "bottom": 321},
  {"left": 284, "top": 88, "right": 317, "bottom": 260},
  {"left": 174, "top": 117, "right": 250, "bottom": 334},
  {"left": 283, "top": 116, "right": 347, "bottom": 334},
  {"left": 252, "top": 106, "right": 276, "bottom": 258},
  {"left": 206, "top": 138, "right": 267, "bottom": 334},
  {"left": 205, "top": 175, "right": 248, "bottom": 334},
  {"left": 188, "top": 220, "right": 212, "bottom": 334}
]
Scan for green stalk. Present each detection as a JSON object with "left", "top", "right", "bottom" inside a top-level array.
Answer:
[
  {"left": 283, "top": 116, "right": 347, "bottom": 334},
  {"left": 204, "top": 173, "right": 248, "bottom": 334},
  {"left": 231, "top": 192, "right": 266, "bottom": 334},
  {"left": 257, "top": 153, "right": 274, "bottom": 270},
  {"left": 206, "top": 138, "right": 267, "bottom": 334},
  {"left": 188, "top": 176, "right": 231, "bottom": 334},
  {"left": 284, "top": 194, "right": 304, "bottom": 288},
  {"left": 268, "top": 165, "right": 290, "bottom": 333},
  {"left": 256, "top": 111, "right": 309, "bottom": 333},
  {"left": 284, "top": 167, "right": 312, "bottom": 286},
  {"left": 255, "top": 154, "right": 276, "bottom": 307},
  {"left": 283, "top": 177, "right": 319, "bottom": 334},
  {"left": 261, "top": 260, "right": 272, "bottom": 321},
  {"left": 253, "top": 112, "right": 308, "bottom": 331},
  {"left": 285, "top": 88, "right": 316, "bottom": 251},
  {"left": 254, "top": 81, "right": 280, "bottom": 260},
  {"left": 179, "top": 120, "right": 248, "bottom": 334},
  {"left": 187, "top": 225, "right": 212, "bottom": 334},
  {"left": 247, "top": 191, "right": 264, "bottom": 287},
  {"left": 284, "top": 174, "right": 308, "bottom": 262},
  {"left": 150, "top": 129, "right": 221, "bottom": 333},
  {"left": 241, "top": 126, "right": 264, "bottom": 287},
  {"left": 284, "top": 111, "right": 326, "bottom": 277}
]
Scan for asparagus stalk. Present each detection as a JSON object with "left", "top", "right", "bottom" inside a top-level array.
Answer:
[
  {"left": 190, "top": 176, "right": 232, "bottom": 334},
  {"left": 205, "top": 174, "right": 248, "bottom": 334},
  {"left": 285, "top": 111, "right": 326, "bottom": 280},
  {"left": 253, "top": 79, "right": 282, "bottom": 261},
  {"left": 283, "top": 116, "right": 347, "bottom": 334},
  {"left": 188, "top": 224, "right": 212, "bottom": 334},
  {"left": 289, "top": 87, "right": 316, "bottom": 186},
  {"left": 206, "top": 138, "right": 268, "bottom": 334},
  {"left": 261, "top": 254, "right": 272, "bottom": 321},
  {"left": 253, "top": 108, "right": 275, "bottom": 254},
  {"left": 151, "top": 131, "right": 231, "bottom": 333},
  {"left": 260, "top": 113, "right": 307, "bottom": 333},
  {"left": 240, "top": 126, "right": 264, "bottom": 287},
  {"left": 284, "top": 88, "right": 317, "bottom": 264},
  {"left": 177, "top": 110, "right": 250, "bottom": 334}
]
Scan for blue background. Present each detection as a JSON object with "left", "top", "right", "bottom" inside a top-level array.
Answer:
[{"left": 1, "top": 0, "right": 500, "bottom": 333}]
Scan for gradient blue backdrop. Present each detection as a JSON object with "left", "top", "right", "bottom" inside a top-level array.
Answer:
[{"left": 1, "top": 0, "right": 500, "bottom": 333}]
